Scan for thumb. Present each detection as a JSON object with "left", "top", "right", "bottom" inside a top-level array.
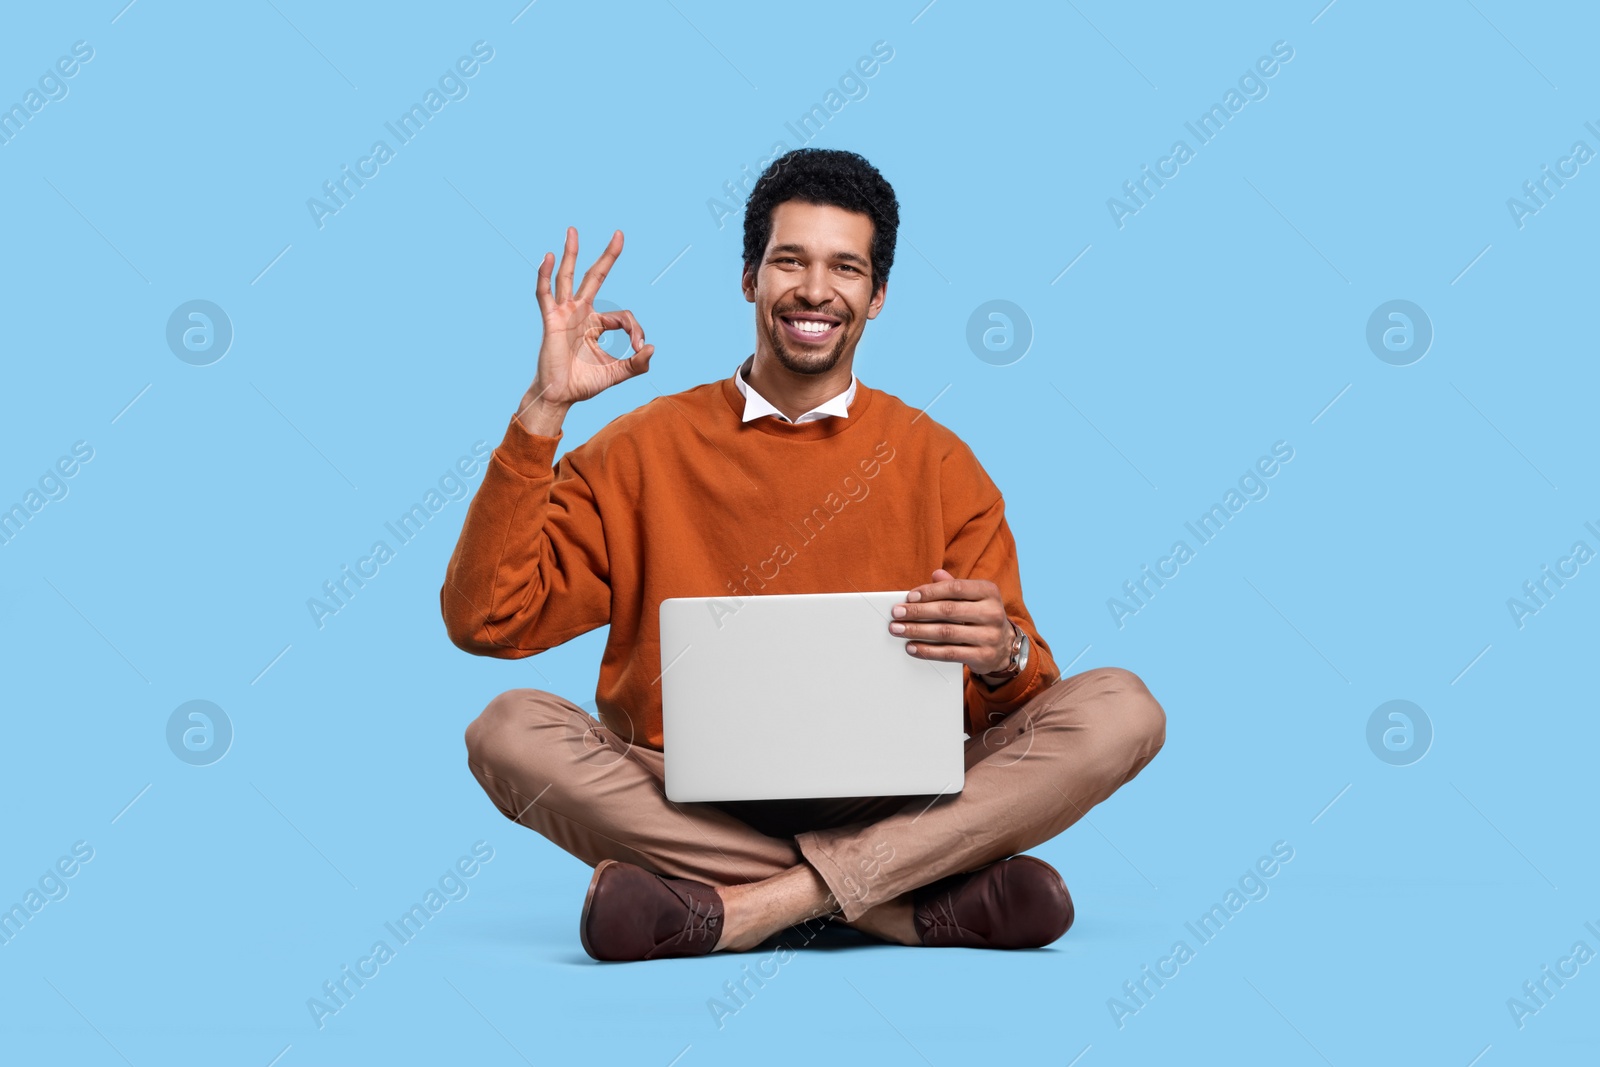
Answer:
[
  {"left": 932, "top": 567, "right": 954, "bottom": 581},
  {"left": 620, "top": 343, "right": 655, "bottom": 378}
]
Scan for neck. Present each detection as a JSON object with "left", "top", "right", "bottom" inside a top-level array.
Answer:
[{"left": 743, "top": 351, "right": 855, "bottom": 422}]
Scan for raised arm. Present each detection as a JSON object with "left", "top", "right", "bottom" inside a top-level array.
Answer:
[{"left": 440, "top": 228, "right": 656, "bottom": 656}]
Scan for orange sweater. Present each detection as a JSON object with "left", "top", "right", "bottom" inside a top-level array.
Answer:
[{"left": 440, "top": 373, "right": 1058, "bottom": 749}]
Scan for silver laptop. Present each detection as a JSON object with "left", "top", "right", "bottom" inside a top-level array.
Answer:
[{"left": 658, "top": 590, "right": 966, "bottom": 802}]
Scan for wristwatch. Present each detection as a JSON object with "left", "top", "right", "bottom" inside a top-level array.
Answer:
[{"left": 981, "top": 620, "right": 1030, "bottom": 686}]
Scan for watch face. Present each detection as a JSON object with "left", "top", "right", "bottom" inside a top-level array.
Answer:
[{"left": 1017, "top": 632, "right": 1030, "bottom": 672}]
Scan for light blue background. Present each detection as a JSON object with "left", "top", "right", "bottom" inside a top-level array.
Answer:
[{"left": 3, "top": 1, "right": 1596, "bottom": 1064}]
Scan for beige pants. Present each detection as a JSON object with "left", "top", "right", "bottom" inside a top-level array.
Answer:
[{"left": 464, "top": 668, "right": 1166, "bottom": 923}]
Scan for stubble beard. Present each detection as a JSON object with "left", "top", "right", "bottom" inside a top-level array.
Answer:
[{"left": 765, "top": 316, "right": 851, "bottom": 376}]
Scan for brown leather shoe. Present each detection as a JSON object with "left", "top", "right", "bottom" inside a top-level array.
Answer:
[
  {"left": 579, "top": 859, "right": 725, "bottom": 961},
  {"left": 912, "top": 855, "right": 1073, "bottom": 949}
]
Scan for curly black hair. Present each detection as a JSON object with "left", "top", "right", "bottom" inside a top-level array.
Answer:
[{"left": 742, "top": 148, "right": 900, "bottom": 297}]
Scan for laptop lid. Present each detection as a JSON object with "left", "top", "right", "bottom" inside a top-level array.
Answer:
[{"left": 658, "top": 590, "right": 966, "bottom": 803}]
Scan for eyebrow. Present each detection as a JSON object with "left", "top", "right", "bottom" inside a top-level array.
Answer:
[{"left": 768, "top": 243, "right": 871, "bottom": 269}]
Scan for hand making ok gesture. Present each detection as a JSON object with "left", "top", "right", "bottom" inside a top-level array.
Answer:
[{"left": 520, "top": 228, "right": 656, "bottom": 434}]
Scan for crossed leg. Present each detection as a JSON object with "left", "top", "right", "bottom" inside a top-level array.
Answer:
[{"left": 464, "top": 667, "right": 1165, "bottom": 950}]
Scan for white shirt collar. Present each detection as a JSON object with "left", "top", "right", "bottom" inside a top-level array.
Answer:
[{"left": 734, "top": 358, "right": 857, "bottom": 424}]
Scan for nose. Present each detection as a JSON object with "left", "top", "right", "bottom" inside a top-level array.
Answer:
[{"left": 795, "top": 261, "right": 833, "bottom": 307}]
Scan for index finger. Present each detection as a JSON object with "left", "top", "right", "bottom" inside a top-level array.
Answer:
[
  {"left": 576, "top": 229, "right": 624, "bottom": 305},
  {"left": 906, "top": 576, "right": 993, "bottom": 604},
  {"left": 535, "top": 251, "right": 555, "bottom": 315}
]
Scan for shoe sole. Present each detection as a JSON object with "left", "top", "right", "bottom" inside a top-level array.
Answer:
[{"left": 579, "top": 859, "right": 620, "bottom": 961}]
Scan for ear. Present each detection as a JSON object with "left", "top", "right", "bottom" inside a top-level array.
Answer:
[
  {"left": 865, "top": 280, "right": 888, "bottom": 320},
  {"left": 741, "top": 263, "right": 756, "bottom": 303}
]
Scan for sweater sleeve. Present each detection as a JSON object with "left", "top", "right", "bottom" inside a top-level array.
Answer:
[
  {"left": 941, "top": 448, "right": 1060, "bottom": 736},
  {"left": 439, "top": 415, "right": 611, "bottom": 657}
]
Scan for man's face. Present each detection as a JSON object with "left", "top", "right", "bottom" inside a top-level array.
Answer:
[{"left": 743, "top": 200, "right": 885, "bottom": 375}]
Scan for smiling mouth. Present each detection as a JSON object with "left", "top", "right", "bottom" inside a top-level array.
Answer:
[{"left": 778, "top": 314, "right": 843, "bottom": 345}]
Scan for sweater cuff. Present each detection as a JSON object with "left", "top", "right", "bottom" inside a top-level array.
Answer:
[
  {"left": 977, "top": 637, "right": 1043, "bottom": 702},
  {"left": 977, "top": 619, "right": 1042, "bottom": 694},
  {"left": 967, "top": 628, "right": 1045, "bottom": 728},
  {"left": 494, "top": 414, "right": 563, "bottom": 478}
]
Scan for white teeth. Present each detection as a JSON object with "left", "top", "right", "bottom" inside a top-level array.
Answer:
[{"left": 790, "top": 319, "right": 834, "bottom": 334}]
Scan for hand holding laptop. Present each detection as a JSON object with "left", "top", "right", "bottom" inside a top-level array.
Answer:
[{"left": 891, "top": 568, "right": 1019, "bottom": 681}]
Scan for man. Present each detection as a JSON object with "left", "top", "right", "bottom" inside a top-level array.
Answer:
[{"left": 443, "top": 148, "right": 1165, "bottom": 962}]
